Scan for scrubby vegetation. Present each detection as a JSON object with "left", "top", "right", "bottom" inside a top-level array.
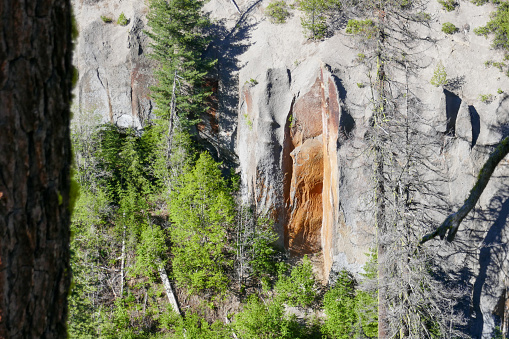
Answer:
[
  {"left": 346, "top": 19, "right": 376, "bottom": 38},
  {"left": 475, "top": 2, "right": 509, "bottom": 50},
  {"left": 438, "top": 0, "right": 456, "bottom": 11},
  {"left": 101, "top": 15, "right": 113, "bottom": 23},
  {"left": 431, "top": 61, "right": 448, "bottom": 87},
  {"left": 117, "top": 12, "right": 128, "bottom": 26},
  {"left": 442, "top": 22, "right": 458, "bottom": 34},
  {"left": 299, "top": 0, "right": 341, "bottom": 39},
  {"left": 265, "top": 1, "right": 290, "bottom": 23}
]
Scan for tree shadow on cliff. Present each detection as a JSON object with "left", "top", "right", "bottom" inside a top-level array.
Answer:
[
  {"left": 198, "top": 6, "right": 260, "bottom": 166},
  {"left": 469, "top": 185, "right": 509, "bottom": 338}
]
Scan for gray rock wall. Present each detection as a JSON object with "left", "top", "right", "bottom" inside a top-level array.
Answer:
[{"left": 72, "top": 0, "right": 155, "bottom": 128}]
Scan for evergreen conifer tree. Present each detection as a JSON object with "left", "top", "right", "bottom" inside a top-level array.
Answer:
[{"left": 146, "top": 0, "right": 216, "bottom": 124}]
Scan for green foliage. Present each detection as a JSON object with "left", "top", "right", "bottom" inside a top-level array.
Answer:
[
  {"left": 265, "top": 1, "right": 290, "bottom": 23},
  {"left": 159, "top": 308, "right": 231, "bottom": 339},
  {"left": 68, "top": 188, "right": 110, "bottom": 338},
  {"left": 169, "top": 152, "right": 234, "bottom": 295},
  {"left": 322, "top": 270, "right": 357, "bottom": 339},
  {"left": 132, "top": 225, "right": 167, "bottom": 280},
  {"left": 498, "top": 88, "right": 504, "bottom": 94},
  {"left": 146, "top": 0, "right": 217, "bottom": 125},
  {"left": 355, "top": 251, "right": 378, "bottom": 338},
  {"left": 72, "top": 66, "right": 79, "bottom": 88},
  {"left": 442, "top": 22, "right": 458, "bottom": 34},
  {"left": 356, "top": 53, "right": 366, "bottom": 62},
  {"left": 479, "top": 93, "right": 494, "bottom": 103},
  {"left": 414, "top": 11, "right": 432, "bottom": 22},
  {"left": 101, "top": 15, "right": 113, "bottom": 23},
  {"left": 471, "top": 0, "right": 489, "bottom": 5},
  {"left": 430, "top": 61, "right": 448, "bottom": 87},
  {"left": 275, "top": 255, "right": 317, "bottom": 308},
  {"left": 474, "top": 2, "right": 509, "bottom": 50},
  {"left": 117, "top": 12, "right": 128, "bottom": 26},
  {"left": 246, "top": 78, "right": 258, "bottom": 86},
  {"left": 357, "top": 82, "right": 365, "bottom": 88},
  {"left": 346, "top": 19, "right": 376, "bottom": 39},
  {"left": 233, "top": 295, "right": 306, "bottom": 339},
  {"left": 438, "top": 0, "right": 456, "bottom": 11},
  {"left": 288, "top": 113, "right": 295, "bottom": 128},
  {"left": 299, "top": 0, "right": 341, "bottom": 39},
  {"left": 235, "top": 207, "right": 279, "bottom": 286},
  {"left": 322, "top": 252, "right": 378, "bottom": 339},
  {"left": 492, "top": 326, "right": 507, "bottom": 339}
]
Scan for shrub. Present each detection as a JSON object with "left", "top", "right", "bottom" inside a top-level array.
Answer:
[
  {"left": 322, "top": 270, "right": 357, "bottom": 339},
  {"left": 265, "top": 1, "right": 290, "bottom": 23},
  {"left": 275, "top": 255, "right": 317, "bottom": 308},
  {"left": 100, "top": 16, "right": 112, "bottom": 23},
  {"left": 442, "top": 22, "right": 458, "bottom": 34},
  {"left": 438, "top": 0, "right": 456, "bottom": 11},
  {"left": 471, "top": 0, "right": 489, "bottom": 5},
  {"left": 299, "top": 0, "right": 341, "bottom": 39},
  {"left": 474, "top": 2, "right": 509, "bottom": 50},
  {"left": 414, "top": 11, "right": 432, "bottom": 22},
  {"left": 233, "top": 295, "right": 304, "bottom": 339},
  {"left": 346, "top": 19, "right": 376, "bottom": 39},
  {"left": 117, "top": 12, "right": 128, "bottom": 26},
  {"left": 479, "top": 94, "right": 494, "bottom": 103},
  {"left": 430, "top": 61, "right": 448, "bottom": 87}
]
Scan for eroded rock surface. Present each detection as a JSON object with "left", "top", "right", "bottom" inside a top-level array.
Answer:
[{"left": 72, "top": 0, "right": 154, "bottom": 127}]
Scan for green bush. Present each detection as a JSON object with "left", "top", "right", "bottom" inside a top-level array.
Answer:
[
  {"left": 414, "top": 11, "right": 432, "bottom": 22},
  {"left": 322, "top": 270, "right": 357, "bottom": 339},
  {"left": 100, "top": 15, "right": 112, "bottom": 23},
  {"left": 169, "top": 152, "right": 234, "bottom": 296},
  {"left": 117, "top": 12, "right": 128, "bottom": 26},
  {"left": 438, "top": 0, "right": 456, "bottom": 11},
  {"left": 442, "top": 22, "right": 458, "bottom": 34},
  {"left": 233, "top": 295, "right": 304, "bottom": 339},
  {"left": 430, "top": 61, "right": 448, "bottom": 87},
  {"left": 275, "top": 255, "right": 317, "bottom": 308},
  {"left": 471, "top": 0, "right": 489, "bottom": 5},
  {"left": 265, "top": 1, "right": 290, "bottom": 23},
  {"left": 346, "top": 19, "right": 376, "bottom": 39},
  {"left": 474, "top": 2, "right": 509, "bottom": 50},
  {"left": 299, "top": 0, "right": 341, "bottom": 39},
  {"left": 479, "top": 93, "right": 494, "bottom": 103}
]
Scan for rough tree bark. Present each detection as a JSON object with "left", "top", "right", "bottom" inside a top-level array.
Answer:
[
  {"left": 0, "top": 0, "right": 73, "bottom": 337},
  {"left": 421, "top": 135, "right": 509, "bottom": 244}
]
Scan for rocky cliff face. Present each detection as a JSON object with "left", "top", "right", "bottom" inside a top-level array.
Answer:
[
  {"left": 72, "top": 0, "right": 154, "bottom": 127},
  {"left": 73, "top": 0, "right": 509, "bottom": 336}
]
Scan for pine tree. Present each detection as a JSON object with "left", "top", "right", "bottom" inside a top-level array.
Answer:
[
  {"left": 146, "top": 0, "right": 216, "bottom": 124},
  {"left": 169, "top": 152, "right": 234, "bottom": 295}
]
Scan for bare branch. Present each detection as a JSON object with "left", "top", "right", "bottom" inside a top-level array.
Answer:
[{"left": 420, "top": 135, "right": 509, "bottom": 244}]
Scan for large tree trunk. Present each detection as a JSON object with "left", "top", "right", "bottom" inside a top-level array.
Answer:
[
  {"left": 0, "top": 0, "right": 73, "bottom": 337},
  {"left": 420, "top": 135, "right": 509, "bottom": 244}
]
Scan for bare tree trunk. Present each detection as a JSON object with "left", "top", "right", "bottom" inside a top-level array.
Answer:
[
  {"left": 420, "top": 135, "right": 509, "bottom": 244},
  {"left": 120, "top": 222, "right": 126, "bottom": 297},
  {"left": 0, "top": 0, "right": 73, "bottom": 337},
  {"left": 159, "top": 266, "right": 180, "bottom": 315}
]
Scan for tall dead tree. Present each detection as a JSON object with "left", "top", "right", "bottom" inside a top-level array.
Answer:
[
  {"left": 0, "top": 0, "right": 73, "bottom": 337},
  {"left": 341, "top": 0, "right": 469, "bottom": 336}
]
